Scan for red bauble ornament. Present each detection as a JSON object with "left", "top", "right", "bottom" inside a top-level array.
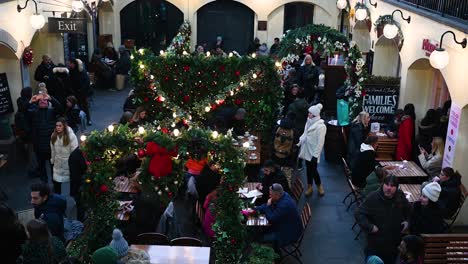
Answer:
[
  {"left": 211, "top": 104, "right": 217, "bottom": 110},
  {"left": 161, "top": 128, "right": 170, "bottom": 134},
  {"left": 230, "top": 239, "right": 236, "bottom": 244},
  {"left": 183, "top": 65, "right": 190, "bottom": 72},
  {"left": 234, "top": 99, "right": 242, "bottom": 105},
  {"left": 210, "top": 150, "right": 216, "bottom": 155},
  {"left": 235, "top": 70, "right": 240, "bottom": 76},
  {"left": 137, "top": 149, "right": 146, "bottom": 158},
  {"left": 183, "top": 95, "right": 190, "bottom": 103},
  {"left": 22, "top": 47, "right": 34, "bottom": 66},
  {"left": 219, "top": 65, "right": 225, "bottom": 72},
  {"left": 362, "top": 90, "right": 367, "bottom": 97},
  {"left": 164, "top": 76, "right": 170, "bottom": 81},
  {"left": 99, "top": 184, "right": 108, "bottom": 193},
  {"left": 168, "top": 192, "right": 173, "bottom": 197},
  {"left": 144, "top": 97, "right": 149, "bottom": 102}
]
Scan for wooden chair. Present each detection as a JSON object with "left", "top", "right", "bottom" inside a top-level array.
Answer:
[
  {"left": 280, "top": 203, "right": 312, "bottom": 263},
  {"left": 444, "top": 184, "right": 467, "bottom": 231},
  {"left": 135, "top": 233, "right": 170, "bottom": 245},
  {"left": 341, "top": 158, "right": 363, "bottom": 211},
  {"left": 291, "top": 177, "right": 304, "bottom": 204},
  {"left": 170, "top": 237, "right": 203, "bottom": 247},
  {"left": 422, "top": 234, "right": 468, "bottom": 263},
  {"left": 195, "top": 201, "right": 205, "bottom": 225}
]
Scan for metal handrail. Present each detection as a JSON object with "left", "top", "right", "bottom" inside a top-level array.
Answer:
[{"left": 395, "top": 0, "right": 468, "bottom": 21}]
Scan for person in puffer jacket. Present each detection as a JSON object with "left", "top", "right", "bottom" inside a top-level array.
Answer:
[
  {"left": 351, "top": 136, "right": 378, "bottom": 189},
  {"left": 50, "top": 117, "right": 78, "bottom": 194}
]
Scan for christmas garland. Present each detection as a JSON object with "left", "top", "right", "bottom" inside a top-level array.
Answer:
[
  {"left": 23, "top": 47, "right": 34, "bottom": 66},
  {"left": 277, "top": 24, "right": 366, "bottom": 120}
]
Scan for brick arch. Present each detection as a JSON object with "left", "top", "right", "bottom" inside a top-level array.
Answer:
[{"left": 0, "top": 28, "right": 18, "bottom": 57}]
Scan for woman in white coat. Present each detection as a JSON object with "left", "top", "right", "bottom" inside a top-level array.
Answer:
[
  {"left": 50, "top": 117, "right": 78, "bottom": 194},
  {"left": 298, "top": 103, "right": 327, "bottom": 196}
]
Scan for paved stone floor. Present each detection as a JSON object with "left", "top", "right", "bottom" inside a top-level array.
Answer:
[{"left": 1, "top": 87, "right": 365, "bottom": 263}]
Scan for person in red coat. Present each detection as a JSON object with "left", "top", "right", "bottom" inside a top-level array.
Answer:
[{"left": 396, "top": 104, "right": 416, "bottom": 161}]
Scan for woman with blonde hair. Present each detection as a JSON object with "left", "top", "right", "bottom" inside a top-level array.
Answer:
[
  {"left": 50, "top": 117, "right": 78, "bottom": 194},
  {"left": 297, "top": 54, "right": 319, "bottom": 103},
  {"left": 347, "top": 111, "right": 371, "bottom": 169},
  {"left": 418, "top": 137, "right": 444, "bottom": 178}
]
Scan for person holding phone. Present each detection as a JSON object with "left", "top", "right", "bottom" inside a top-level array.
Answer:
[{"left": 418, "top": 137, "right": 444, "bottom": 178}]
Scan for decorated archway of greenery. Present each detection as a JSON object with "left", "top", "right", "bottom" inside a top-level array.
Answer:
[
  {"left": 277, "top": 23, "right": 367, "bottom": 119},
  {"left": 69, "top": 21, "right": 282, "bottom": 263}
]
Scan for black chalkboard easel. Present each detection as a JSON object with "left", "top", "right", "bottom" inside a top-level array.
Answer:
[{"left": 0, "top": 73, "right": 14, "bottom": 116}]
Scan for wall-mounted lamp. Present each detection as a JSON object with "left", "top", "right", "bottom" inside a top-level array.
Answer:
[
  {"left": 17, "top": 0, "right": 45, "bottom": 30},
  {"left": 337, "top": 0, "right": 347, "bottom": 10},
  {"left": 383, "top": 9, "right": 411, "bottom": 39},
  {"left": 355, "top": 2, "right": 368, "bottom": 21},
  {"left": 71, "top": 0, "right": 84, "bottom": 12},
  {"left": 430, "top": 31, "right": 467, "bottom": 69}
]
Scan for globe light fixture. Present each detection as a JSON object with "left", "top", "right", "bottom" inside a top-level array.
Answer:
[
  {"left": 383, "top": 9, "right": 411, "bottom": 39},
  {"left": 355, "top": 4, "right": 368, "bottom": 21},
  {"left": 173, "top": 129, "right": 180, "bottom": 137},
  {"left": 336, "top": 0, "right": 347, "bottom": 10},
  {"left": 71, "top": 0, "right": 84, "bottom": 12},
  {"left": 17, "top": 0, "right": 45, "bottom": 30},
  {"left": 429, "top": 31, "right": 467, "bottom": 69}
]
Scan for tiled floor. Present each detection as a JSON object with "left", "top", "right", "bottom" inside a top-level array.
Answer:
[{"left": 1, "top": 87, "right": 365, "bottom": 263}]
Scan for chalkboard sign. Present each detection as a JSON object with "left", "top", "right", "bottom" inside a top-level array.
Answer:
[
  {"left": 0, "top": 73, "right": 14, "bottom": 115},
  {"left": 362, "top": 84, "right": 400, "bottom": 124}
]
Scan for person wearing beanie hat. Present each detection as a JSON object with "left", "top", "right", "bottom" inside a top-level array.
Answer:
[
  {"left": 297, "top": 103, "right": 327, "bottom": 196},
  {"left": 110, "top": 228, "right": 129, "bottom": 258},
  {"left": 366, "top": 255, "right": 384, "bottom": 264},
  {"left": 410, "top": 182, "right": 444, "bottom": 235},
  {"left": 92, "top": 246, "right": 119, "bottom": 264}
]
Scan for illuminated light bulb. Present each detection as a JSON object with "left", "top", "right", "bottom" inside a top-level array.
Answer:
[
  {"left": 30, "top": 14, "right": 45, "bottom": 30},
  {"left": 71, "top": 0, "right": 84, "bottom": 12},
  {"left": 150, "top": 75, "right": 154, "bottom": 80},
  {"left": 243, "top": 141, "right": 250, "bottom": 148},
  {"left": 157, "top": 126, "right": 161, "bottom": 130},
  {"left": 130, "top": 55, "right": 134, "bottom": 60},
  {"left": 173, "top": 129, "right": 180, "bottom": 137},
  {"left": 337, "top": 0, "right": 347, "bottom": 10},
  {"left": 212, "top": 131, "right": 219, "bottom": 139},
  {"left": 252, "top": 73, "right": 257, "bottom": 79},
  {"left": 160, "top": 50, "right": 165, "bottom": 55},
  {"left": 108, "top": 125, "right": 114, "bottom": 132},
  {"left": 138, "top": 49, "right": 144, "bottom": 55},
  {"left": 182, "top": 50, "right": 188, "bottom": 55},
  {"left": 355, "top": 7, "right": 367, "bottom": 21},
  {"left": 171, "top": 123, "right": 176, "bottom": 128},
  {"left": 172, "top": 112, "right": 177, "bottom": 118},
  {"left": 188, "top": 115, "right": 192, "bottom": 120},
  {"left": 80, "top": 135, "right": 87, "bottom": 142},
  {"left": 383, "top": 23, "right": 399, "bottom": 39},
  {"left": 229, "top": 52, "right": 233, "bottom": 57},
  {"left": 429, "top": 49, "right": 450, "bottom": 69},
  {"left": 205, "top": 106, "right": 211, "bottom": 112},
  {"left": 139, "top": 64, "right": 145, "bottom": 69},
  {"left": 251, "top": 53, "right": 257, "bottom": 58},
  {"left": 230, "top": 91, "right": 234, "bottom": 96},
  {"left": 138, "top": 126, "right": 145, "bottom": 135},
  {"left": 275, "top": 61, "right": 282, "bottom": 67},
  {"left": 240, "top": 82, "right": 244, "bottom": 87}
]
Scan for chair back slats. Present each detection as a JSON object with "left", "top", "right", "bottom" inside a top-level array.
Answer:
[
  {"left": 170, "top": 237, "right": 203, "bottom": 247},
  {"left": 422, "top": 234, "right": 468, "bottom": 263},
  {"left": 291, "top": 177, "right": 304, "bottom": 203},
  {"left": 195, "top": 201, "right": 205, "bottom": 224},
  {"left": 300, "top": 203, "right": 311, "bottom": 230},
  {"left": 136, "top": 233, "right": 170, "bottom": 245}
]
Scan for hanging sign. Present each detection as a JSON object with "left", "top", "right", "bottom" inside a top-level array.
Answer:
[
  {"left": 442, "top": 103, "right": 461, "bottom": 168},
  {"left": 48, "top": 18, "right": 86, "bottom": 34},
  {"left": 362, "top": 84, "right": 400, "bottom": 124},
  {"left": 0, "top": 73, "right": 14, "bottom": 115}
]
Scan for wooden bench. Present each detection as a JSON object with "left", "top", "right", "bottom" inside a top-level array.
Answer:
[{"left": 422, "top": 234, "right": 468, "bottom": 263}]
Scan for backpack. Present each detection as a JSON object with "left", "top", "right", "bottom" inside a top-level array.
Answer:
[{"left": 274, "top": 127, "right": 294, "bottom": 159}]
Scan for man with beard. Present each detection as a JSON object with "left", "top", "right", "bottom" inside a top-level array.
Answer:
[
  {"left": 355, "top": 175, "right": 411, "bottom": 264},
  {"left": 34, "top": 55, "right": 55, "bottom": 88}
]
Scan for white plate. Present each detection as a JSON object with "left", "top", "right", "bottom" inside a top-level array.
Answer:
[
  {"left": 237, "top": 136, "right": 244, "bottom": 139},
  {"left": 249, "top": 136, "right": 258, "bottom": 140},
  {"left": 249, "top": 156, "right": 257, "bottom": 160},
  {"left": 249, "top": 146, "right": 257, "bottom": 151}
]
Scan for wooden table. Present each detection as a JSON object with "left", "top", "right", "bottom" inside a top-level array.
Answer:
[
  {"left": 246, "top": 214, "right": 269, "bottom": 226},
  {"left": 370, "top": 132, "right": 398, "bottom": 161},
  {"left": 379, "top": 161, "right": 428, "bottom": 178},
  {"left": 131, "top": 245, "right": 211, "bottom": 264},
  {"left": 239, "top": 182, "right": 261, "bottom": 198},
  {"left": 400, "top": 184, "right": 421, "bottom": 203},
  {"left": 235, "top": 133, "right": 261, "bottom": 165},
  {"left": 113, "top": 176, "right": 139, "bottom": 193}
]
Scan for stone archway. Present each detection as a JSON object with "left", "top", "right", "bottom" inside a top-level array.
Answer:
[
  {"left": 0, "top": 41, "right": 21, "bottom": 113},
  {"left": 405, "top": 58, "right": 450, "bottom": 124},
  {"left": 196, "top": 1, "right": 255, "bottom": 54},
  {"left": 372, "top": 36, "right": 400, "bottom": 77},
  {"left": 352, "top": 21, "right": 371, "bottom": 53}
]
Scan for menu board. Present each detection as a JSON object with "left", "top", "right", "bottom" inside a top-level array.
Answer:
[
  {"left": 0, "top": 73, "right": 14, "bottom": 115},
  {"left": 362, "top": 84, "right": 400, "bottom": 124}
]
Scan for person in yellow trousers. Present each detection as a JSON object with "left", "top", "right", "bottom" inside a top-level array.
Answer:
[{"left": 297, "top": 103, "right": 327, "bottom": 196}]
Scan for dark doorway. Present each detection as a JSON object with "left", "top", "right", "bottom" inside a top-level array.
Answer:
[
  {"left": 197, "top": 1, "right": 254, "bottom": 55},
  {"left": 284, "top": 2, "right": 314, "bottom": 32},
  {"left": 120, "top": 0, "right": 183, "bottom": 52}
]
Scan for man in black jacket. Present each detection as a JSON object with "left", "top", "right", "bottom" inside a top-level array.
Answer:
[
  {"left": 196, "top": 161, "right": 221, "bottom": 204},
  {"left": 28, "top": 94, "right": 63, "bottom": 182},
  {"left": 34, "top": 55, "right": 55, "bottom": 88},
  {"left": 69, "top": 146, "right": 87, "bottom": 221},
  {"left": 438, "top": 167, "right": 462, "bottom": 218},
  {"left": 30, "top": 183, "right": 66, "bottom": 241},
  {"left": 256, "top": 160, "right": 291, "bottom": 204},
  {"left": 351, "top": 136, "right": 378, "bottom": 188},
  {"left": 68, "top": 58, "right": 91, "bottom": 125},
  {"left": 355, "top": 175, "right": 411, "bottom": 264}
]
